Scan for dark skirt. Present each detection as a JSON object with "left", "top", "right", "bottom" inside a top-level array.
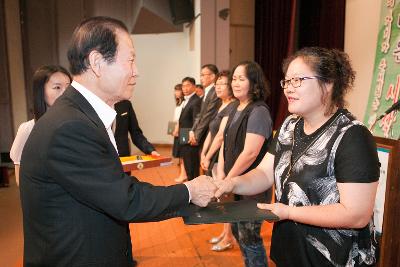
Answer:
[{"left": 205, "top": 149, "right": 219, "bottom": 177}]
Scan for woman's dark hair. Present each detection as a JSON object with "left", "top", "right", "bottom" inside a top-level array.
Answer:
[
  {"left": 282, "top": 47, "right": 355, "bottom": 114},
  {"left": 174, "top": 83, "right": 183, "bottom": 106},
  {"left": 33, "top": 65, "right": 72, "bottom": 120},
  {"left": 216, "top": 70, "right": 233, "bottom": 97},
  {"left": 67, "top": 16, "right": 129, "bottom": 75},
  {"left": 231, "top": 61, "right": 271, "bottom": 102}
]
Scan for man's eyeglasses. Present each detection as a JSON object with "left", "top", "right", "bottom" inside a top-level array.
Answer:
[
  {"left": 200, "top": 73, "right": 213, "bottom": 77},
  {"left": 215, "top": 83, "right": 228, "bottom": 86},
  {"left": 280, "top": 76, "right": 322, "bottom": 89}
]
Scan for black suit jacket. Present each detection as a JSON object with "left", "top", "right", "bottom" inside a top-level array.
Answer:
[
  {"left": 114, "top": 100, "right": 155, "bottom": 156},
  {"left": 20, "top": 87, "right": 189, "bottom": 267},
  {"left": 192, "top": 86, "right": 221, "bottom": 145},
  {"left": 179, "top": 94, "right": 201, "bottom": 130}
]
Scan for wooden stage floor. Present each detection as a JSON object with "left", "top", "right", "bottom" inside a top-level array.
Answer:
[{"left": 129, "top": 157, "right": 276, "bottom": 267}]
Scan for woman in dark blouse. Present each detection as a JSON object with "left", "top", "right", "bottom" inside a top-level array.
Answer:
[
  {"left": 200, "top": 71, "right": 236, "bottom": 252},
  {"left": 201, "top": 71, "right": 236, "bottom": 176},
  {"left": 215, "top": 47, "right": 380, "bottom": 267},
  {"left": 217, "top": 61, "right": 273, "bottom": 267}
]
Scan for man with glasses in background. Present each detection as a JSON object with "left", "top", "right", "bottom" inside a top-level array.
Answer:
[{"left": 189, "top": 64, "right": 221, "bottom": 148}]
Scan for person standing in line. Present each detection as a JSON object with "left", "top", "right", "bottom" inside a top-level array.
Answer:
[
  {"left": 215, "top": 47, "right": 380, "bottom": 267},
  {"left": 114, "top": 99, "right": 160, "bottom": 157},
  {"left": 200, "top": 70, "right": 237, "bottom": 252},
  {"left": 19, "top": 16, "right": 216, "bottom": 267},
  {"left": 171, "top": 84, "right": 188, "bottom": 181},
  {"left": 216, "top": 61, "right": 273, "bottom": 267},
  {"left": 176, "top": 77, "right": 201, "bottom": 182},
  {"left": 195, "top": 84, "right": 204, "bottom": 98},
  {"left": 189, "top": 64, "right": 220, "bottom": 148},
  {"left": 10, "top": 65, "right": 72, "bottom": 186}
]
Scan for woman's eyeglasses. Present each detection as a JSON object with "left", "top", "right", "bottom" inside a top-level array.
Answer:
[
  {"left": 215, "top": 83, "right": 228, "bottom": 86},
  {"left": 280, "top": 76, "right": 322, "bottom": 89}
]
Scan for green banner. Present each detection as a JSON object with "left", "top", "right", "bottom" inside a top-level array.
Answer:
[{"left": 364, "top": 0, "right": 400, "bottom": 140}]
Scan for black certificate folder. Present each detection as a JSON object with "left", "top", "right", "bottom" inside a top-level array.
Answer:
[{"left": 183, "top": 199, "right": 279, "bottom": 225}]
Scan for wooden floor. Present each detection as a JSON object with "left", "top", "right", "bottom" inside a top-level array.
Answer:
[
  {"left": 130, "top": 165, "right": 275, "bottom": 267},
  {"left": 0, "top": 171, "right": 23, "bottom": 267},
  {"left": 0, "top": 146, "right": 276, "bottom": 267}
]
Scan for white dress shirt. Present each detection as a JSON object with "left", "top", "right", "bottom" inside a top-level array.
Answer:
[
  {"left": 203, "top": 83, "right": 214, "bottom": 101},
  {"left": 71, "top": 80, "right": 118, "bottom": 153},
  {"left": 181, "top": 92, "right": 196, "bottom": 108}
]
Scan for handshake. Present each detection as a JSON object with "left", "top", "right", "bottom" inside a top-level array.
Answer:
[{"left": 184, "top": 175, "right": 234, "bottom": 207}]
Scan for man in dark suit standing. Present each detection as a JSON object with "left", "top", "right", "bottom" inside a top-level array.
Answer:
[
  {"left": 19, "top": 16, "right": 216, "bottom": 267},
  {"left": 113, "top": 99, "right": 158, "bottom": 266},
  {"left": 114, "top": 99, "right": 159, "bottom": 157},
  {"left": 195, "top": 84, "right": 204, "bottom": 98},
  {"left": 189, "top": 64, "right": 220, "bottom": 147},
  {"left": 176, "top": 77, "right": 201, "bottom": 182}
]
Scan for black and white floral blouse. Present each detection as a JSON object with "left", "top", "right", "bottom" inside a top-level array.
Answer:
[{"left": 269, "top": 109, "right": 380, "bottom": 267}]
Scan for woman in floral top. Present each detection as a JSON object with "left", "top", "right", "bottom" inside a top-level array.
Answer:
[{"left": 215, "top": 47, "right": 380, "bottom": 267}]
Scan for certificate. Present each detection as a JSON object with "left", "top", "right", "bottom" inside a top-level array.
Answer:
[{"left": 183, "top": 199, "right": 279, "bottom": 225}]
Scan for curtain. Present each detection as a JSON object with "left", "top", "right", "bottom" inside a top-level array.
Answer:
[{"left": 254, "top": 0, "right": 345, "bottom": 129}]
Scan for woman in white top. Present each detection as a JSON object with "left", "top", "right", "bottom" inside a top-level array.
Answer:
[
  {"left": 170, "top": 84, "right": 189, "bottom": 182},
  {"left": 10, "top": 65, "right": 72, "bottom": 185}
]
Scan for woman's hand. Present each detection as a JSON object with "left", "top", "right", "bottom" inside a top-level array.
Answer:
[
  {"left": 214, "top": 178, "right": 234, "bottom": 198},
  {"left": 172, "top": 123, "right": 179, "bottom": 137},
  {"left": 257, "top": 203, "right": 291, "bottom": 221},
  {"left": 200, "top": 157, "right": 210, "bottom": 171},
  {"left": 200, "top": 153, "right": 206, "bottom": 162},
  {"left": 216, "top": 170, "right": 225, "bottom": 181}
]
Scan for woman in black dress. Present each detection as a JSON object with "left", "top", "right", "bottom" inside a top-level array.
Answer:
[{"left": 200, "top": 71, "right": 237, "bottom": 251}]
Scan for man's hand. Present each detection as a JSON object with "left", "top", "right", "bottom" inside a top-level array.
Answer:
[
  {"left": 189, "top": 131, "right": 197, "bottom": 145},
  {"left": 185, "top": 175, "right": 217, "bottom": 207},
  {"left": 151, "top": 151, "right": 161, "bottom": 156}
]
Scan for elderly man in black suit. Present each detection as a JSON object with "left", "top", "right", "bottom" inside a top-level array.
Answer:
[
  {"left": 113, "top": 99, "right": 159, "bottom": 266},
  {"left": 189, "top": 64, "right": 221, "bottom": 147},
  {"left": 19, "top": 16, "right": 216, "bottom": 267}
]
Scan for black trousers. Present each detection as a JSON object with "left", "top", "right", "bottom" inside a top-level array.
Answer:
[{"left": 180, "top": 144, "right": 200, "bottom": 180}]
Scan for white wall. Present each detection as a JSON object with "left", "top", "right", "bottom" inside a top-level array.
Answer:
[
  {"left": 230, "top": 0, "right": 255, "bottom": 68},
  {"left": 131, "top": 2, "right": 201, "bottom": 146},
  {"left": 344, "top": 0, "right": 382, "bottom": 120},
  {"left": 201, "top": 0, "right": 230, "bottom": 70},
  {"left": 133, "top": 0, "right": 382, "bottom": 147}
]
